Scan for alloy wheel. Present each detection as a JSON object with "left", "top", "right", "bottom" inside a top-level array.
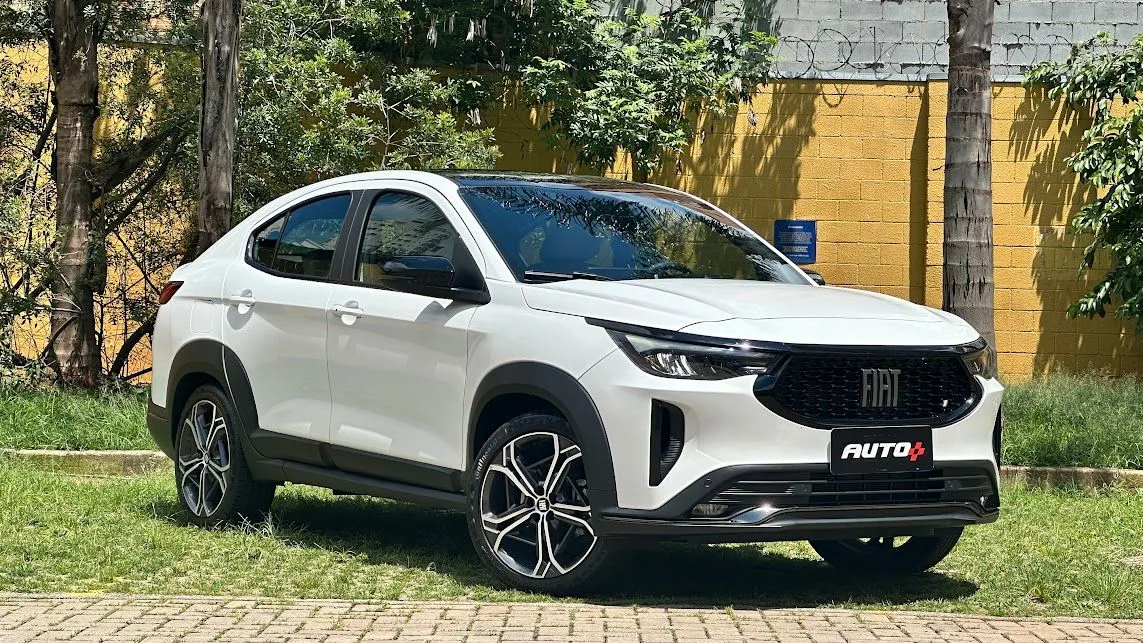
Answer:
[
  {"left": 478, "top": 431, "right": 596, "bottom": 579},
  {"left": 177, "top": 399, "right": 232, "bottom": 517}
]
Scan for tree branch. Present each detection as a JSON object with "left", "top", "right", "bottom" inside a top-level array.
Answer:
[
  {"left": 108, "top": 314, "right": 154, "bottom": 379},
  {"left": 90, "top": 119, "right": 187, "bottom": 201},
  {"left": 99, "top": 131, "right": 189, "bottom": 233}
]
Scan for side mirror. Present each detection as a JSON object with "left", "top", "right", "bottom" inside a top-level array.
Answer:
[
  {"left": 379, "top": 256, "right": 491, "bottom": 305},
  {"left": 804, "top": 269, "right": 826, "bottom": 286},
  {"left": 381, "top": 255, "right": 456, "bottom": 290}
]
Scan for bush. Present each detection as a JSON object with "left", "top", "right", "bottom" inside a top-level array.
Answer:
[{"left": 1004, "top": 372, "right": 1143, "bottom": 470}]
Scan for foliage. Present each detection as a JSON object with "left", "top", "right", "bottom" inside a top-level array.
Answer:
[
  {"left": 0, "top": 44, "right": 54, "bottom": 378},
  {"left": 2, "top": 460, "right": 1143, "bottom": 616},
  {"left": 0, "top": 0, "right": 501, "bottom": 384},
  {"left": 232, "top": 0, "right": 500, "bottom": 216},
  {"left": 1027, "top": 35, "right": 1143, "bottom": 325},
  {"left": 522, "top": 4, "right": 776, "bottom": 179}
]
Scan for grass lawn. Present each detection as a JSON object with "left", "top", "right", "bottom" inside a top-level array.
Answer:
[
  {"left": 0, "top": 386, "right": 151, "bottom": 451},
  {"left": 1, "top": 459, "right": 1141, "bottom": 618},
  {"left": 1004, "top": 373, "right": 1143, "bottom": 470},
  {"left": 3, "top": 372, "right": 1143, "bottom": 470}
]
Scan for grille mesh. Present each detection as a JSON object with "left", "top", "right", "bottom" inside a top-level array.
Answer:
[
  {"left": 708, "top": 468, "right": 995, "bottom": 509},
  {"left": 767, "top": 355, "right": 975, "bottom": 426}
]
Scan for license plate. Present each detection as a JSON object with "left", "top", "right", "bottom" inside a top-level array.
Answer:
[{"left": 830, "top": 426, "right": 933, "bottom": 475}]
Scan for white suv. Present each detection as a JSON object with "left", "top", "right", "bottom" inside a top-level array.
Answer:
[{"left": 149, "top": 171, "right": 1003, "bottom": 593}]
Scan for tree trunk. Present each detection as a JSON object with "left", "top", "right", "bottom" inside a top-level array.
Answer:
[
  {"left": 46, "top": 0, "right": 101, "bottom": 386},
  {"left": 196, "top": 0, "right": 241, "bottom": 256},
  {"left": 944, "top": 0, "right": 995, "bottom": 348},
  {"left": 630, "top": 152, "right": 649, "bottom": 183}
]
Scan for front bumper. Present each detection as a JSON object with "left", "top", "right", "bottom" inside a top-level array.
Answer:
[
  {"left": 576, "top": 338, "right": 1005, "bottom": 541},
  {"left": 591, "top": 459, "right": 1000, "bottom": 543},
  {"left": 597, "top": 502, "right": 997, "bottom": 543}
]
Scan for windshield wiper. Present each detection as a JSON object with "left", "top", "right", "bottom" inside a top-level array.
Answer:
[{"left": 523, "top": 270, "right": 613, "bottom": 283}]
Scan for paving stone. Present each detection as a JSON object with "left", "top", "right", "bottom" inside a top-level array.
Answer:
[{"left": 2, "top": 594, "right": 1143, "bottom": 641}]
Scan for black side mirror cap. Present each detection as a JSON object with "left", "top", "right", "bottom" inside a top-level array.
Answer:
[
  {"left": 381, "top": 255, "right": 456, "bottom": 289},
  {"left": 804, "top": 269, "right": 826, "bottom": 285},
  {"left": 379, "top": 256, "right": 490, "bottom": 304}
]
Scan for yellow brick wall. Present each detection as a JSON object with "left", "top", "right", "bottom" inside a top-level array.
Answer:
[
  {"left": 5, "top": 48, "right": 1140, "bottom": 380},
  {"left": 488, "top": 78, "right": 1142, "bottom": 380}
]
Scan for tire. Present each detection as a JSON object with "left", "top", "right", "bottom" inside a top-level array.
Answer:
[
  {"left": 467, "top": 413, "right": 613, "bottom": 595},
  {"left": 810, "top": 528, "right": 963, "bottom": 574},
  {"left": 174, "top": 384, "right": 275, "bottom": 527}
]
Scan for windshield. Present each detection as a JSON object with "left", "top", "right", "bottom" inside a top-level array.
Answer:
[{"left": 458, "top": 183, "right": 807, "bottom": 284}]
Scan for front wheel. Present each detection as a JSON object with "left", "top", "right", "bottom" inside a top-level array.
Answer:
[
  {"left": 810, "top": 529, "right": 963, "bottom": 574},
  {"left": 467, "top": 413, "right": 613, "bottom": 594}
]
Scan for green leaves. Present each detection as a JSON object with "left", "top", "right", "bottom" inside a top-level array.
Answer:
[
  {"left": 1027, "top": 35, "right": 1143, "bottom": 327},
  {"left": 521, "top": 6, "right": 775, "bottom": 179},
  {"left": 233, "top": 0, "right": 499, "bottom": 216}
]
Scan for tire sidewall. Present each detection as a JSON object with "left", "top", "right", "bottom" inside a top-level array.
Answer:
[
  {"left": 466, "top": 413, "right": 610, "bottom": 594},
  {"left": 174, "top": 384, "right": 244, "bottom": 526}
]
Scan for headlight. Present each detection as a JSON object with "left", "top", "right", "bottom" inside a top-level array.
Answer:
[
  {"left": 963, "top": 340, "right": 997, "bottom": 379},
  {"left": 607, "top": 330, "right": 783, "bottom": 380}
]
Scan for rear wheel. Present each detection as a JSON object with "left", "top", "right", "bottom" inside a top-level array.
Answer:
[
  {"left": 467, "top": 413, "right": 613, "bottom": 594},
  {"left": 810, "top": 529, "right": 963, "bottom": 574},
  {"left": 175, "top": 384, "right": 274, "bottom": 527}
]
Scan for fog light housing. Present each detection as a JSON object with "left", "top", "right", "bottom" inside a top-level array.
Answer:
[{"left": 691, "top": 503, "right": 730, "bottom": 518}]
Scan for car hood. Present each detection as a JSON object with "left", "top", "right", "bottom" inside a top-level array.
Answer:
[{"left": 521, "top": 279, "right": 980, "bottom": 347}]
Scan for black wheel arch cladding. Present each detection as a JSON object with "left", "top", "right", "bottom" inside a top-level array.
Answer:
[
  {"left": 164, "top": 339, "right": 264, "bottom": 463},
  {"left": 469, "top": 361, "right": 618, "bottom": 509}
]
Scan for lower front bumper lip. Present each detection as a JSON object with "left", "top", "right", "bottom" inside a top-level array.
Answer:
[{"left": 595, "top": 502, "right": 998, "bottom": 544}]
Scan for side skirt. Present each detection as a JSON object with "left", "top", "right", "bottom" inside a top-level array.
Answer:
[
  {"left": 280, "top": 460, "right": 467, "bottom": 511},
  {"left": 244, "top": 429, "right": 467, "bottom": 510}
]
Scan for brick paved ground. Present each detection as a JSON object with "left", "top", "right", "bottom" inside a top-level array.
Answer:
[{"left": 2, "top": 594, "right": 1143, "bottom": 642}]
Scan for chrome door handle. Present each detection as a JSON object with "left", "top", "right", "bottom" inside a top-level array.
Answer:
[
  {"left": 329, "top": 304, "right": 364, "bottom": 318},
  {"left": 227, "top": 294, "right": 257, "bottom": 307}
]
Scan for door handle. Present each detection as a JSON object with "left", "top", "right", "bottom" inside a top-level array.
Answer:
[
  {"left": 329, "top": 304, "right": 364, "bottom": 318},
  {"left": 227, "top": 294, "right": 257, "bottom": 307}
]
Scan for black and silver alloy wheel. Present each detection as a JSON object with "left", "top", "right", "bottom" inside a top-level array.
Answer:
[
  {"left": 468, "top": 413, "right": 612, "bottom": 594},
  {"left": 174, "top": 385, "right": 275, "bottom": 527},
  {"left": 177, "top": 399, "right": 232, "bottom": 517},
  {"left": 810, "top": 528, "right": 963, "bottom": 574},
  {"left": 479, "top": 431, "right": 596, "bottom": 579}
]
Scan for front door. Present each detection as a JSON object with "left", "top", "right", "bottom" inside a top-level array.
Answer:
[
  {"left": 221, "top": 191, "right": 356, "bottom": 444},
  {"left": 326, "top": 188, "right": 481, "bottom": 473}
]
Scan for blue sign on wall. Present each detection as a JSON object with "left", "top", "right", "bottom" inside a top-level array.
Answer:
[{"left": 773, "top": 220, "right": 817, "bottom": 265}]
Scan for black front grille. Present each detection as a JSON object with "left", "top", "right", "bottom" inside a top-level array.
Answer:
[
  {"left": 764, "top": 354, "right": 976, "bottom": 427},
  {"left": 707, "top": 467, "right": 996, "bottom": 510}
]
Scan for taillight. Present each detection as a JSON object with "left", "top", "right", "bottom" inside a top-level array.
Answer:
[{"left": 158, "top": 281, "right": 184, "bottom": 305}]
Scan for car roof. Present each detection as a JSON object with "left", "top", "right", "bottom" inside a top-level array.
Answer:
[
  {"left": 292, "top": 170, "right": 653, "bottom": 194},
  {"left": 430, "top": 170, "right": 643, "bottom": 190}
]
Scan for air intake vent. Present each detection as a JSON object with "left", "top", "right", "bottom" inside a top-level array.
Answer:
[{"left": 649, "top": 400, "right": 684, "bottom": 486}]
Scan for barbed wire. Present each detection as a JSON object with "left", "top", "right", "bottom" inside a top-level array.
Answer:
[{"left": 776, "top": 26, "right": 1094, "bottom": 79}]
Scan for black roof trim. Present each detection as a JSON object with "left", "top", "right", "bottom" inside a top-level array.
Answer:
[{"left": 431, "top": 170, "right": 644, "bottom": 189}]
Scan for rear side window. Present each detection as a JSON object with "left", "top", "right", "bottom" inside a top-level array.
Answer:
[
  {"left": 251, "top": 193, "right": 352, "bottom": 278},
  {"left": 355, "top": 192, "right": 461, "bottom": 286}
]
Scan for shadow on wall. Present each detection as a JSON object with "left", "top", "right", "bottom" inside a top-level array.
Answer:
[
  {"left": 1008, "top": 85, "right": 1139, "bottom": 376},
  {"left": 682, "top": 79, "right": 815, "bottom": 237}
]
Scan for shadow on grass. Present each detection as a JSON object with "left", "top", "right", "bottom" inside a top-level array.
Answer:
[{"left": 147, "top": 492, "right": 979, "bottom": 607}]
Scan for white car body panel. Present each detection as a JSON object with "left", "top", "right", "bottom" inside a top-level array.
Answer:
[
  {"left": 151, "top": 170, "right": 1002, "bottom": 538},
  {"left": 221, "top": 257, "right": 335, "bottom": 443}
]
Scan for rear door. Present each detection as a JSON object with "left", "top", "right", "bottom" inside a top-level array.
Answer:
[
  {"left": 221, "top": 191, "right": 358, "bottom": 447},
  {"left": 325, "top": 185, "right": 484, "bottom": 475}
]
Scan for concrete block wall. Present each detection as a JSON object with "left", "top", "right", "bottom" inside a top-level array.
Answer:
[{"left": 632, "top": 0, "right": 1143, "bottom": 80}]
